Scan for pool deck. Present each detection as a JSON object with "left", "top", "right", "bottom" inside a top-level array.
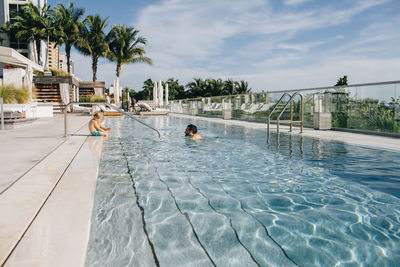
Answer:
[
  {"left": 0, "top": 113, "right": 399, "bottom": 266},
  {"left": 0, "top": 114, "right": 104, "bottom": 266}
]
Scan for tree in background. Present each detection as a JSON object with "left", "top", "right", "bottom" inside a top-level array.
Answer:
[
  {"left": 135, "top": 77, "right": 252, "bottom": 100},
  {"left": 335, "top": 75, "right": 348, "bottom": 86},
  {"left": 5, "top": 3, "right": 44, "bottom": 65},
  {"left": 107, "top": 25, "right": 153, "bottom": 98},
  {"left": 54, "top": 3, "right": 85, "bottom": 73},
  {"left": 223, "top": 79, "right": 236, "bottom": 95},
  {"left": 165, "top": 78, "right": 185, "bottom": 100},
  {"left": 134, "top": 78, "right": 153, "bottom": 100},
  {"left": 76, "top": 14, "right": 109, "bottom": 81},
  {"left": 236, "top": 80, "right": 251, "bottom": 94},
  {"left": 122, "top": 86, "right": 130, "bottom": 101},
  {"left": 186, "top": 78, "right": 205, "bottom": 98},
  {"left": 206, "top": 78, "right": 225, "bottom": 97}
]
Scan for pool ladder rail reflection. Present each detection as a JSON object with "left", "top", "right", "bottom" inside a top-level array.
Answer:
[{"left": 267, "top": 92, "right": 304, "bottom": 143}]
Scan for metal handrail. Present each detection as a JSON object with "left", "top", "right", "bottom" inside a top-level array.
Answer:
[
  {"left": 267, "top": 92, "right": 304, "bottom": 143},
  {"left": 0, "top": 98, "right": 4, "bottom": 130},
  {"left": 267, "top": 93, "right": 291, "bottom": 142},
  {"left": 276, "top": 92, "right": 304, "bottom": 142},
  {"left": 63, "top": 102, "right": 161, "bottom": 138}
]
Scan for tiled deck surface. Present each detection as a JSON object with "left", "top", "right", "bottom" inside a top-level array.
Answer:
[{"left": 0, "top": 114, "right": 103, "bottom": 266}]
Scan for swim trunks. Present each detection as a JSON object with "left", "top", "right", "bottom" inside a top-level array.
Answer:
[{"left": 91, "top": 130, "right": 101, "bottom": 136}]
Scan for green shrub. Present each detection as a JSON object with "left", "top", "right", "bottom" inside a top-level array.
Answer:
[
  {"left": 0, "top": 85, "right": 31, "bottom": 104},
  {"left": 33, "top": 70, "right": 44, "bottom": 76},
  {"left": 50, "top": 68, "right": 70, "bottom": 76},
  {"left": 79, "top": 95, "right": 105, "bottom": 102}
]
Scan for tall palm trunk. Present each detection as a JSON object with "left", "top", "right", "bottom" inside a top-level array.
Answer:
[
  {"left": 116, "top": 62, "right": 122, "bottom": 79},
  {"left": 35, "top": 38, "right": 42, "bottom": 65},
  {"left": 92, "top": 56, "right": 98, "bottom": 81},
  {"left": 44, "top": 35, "right": 49, "bottom": 70},
  {"left": 114, "top": 63, "right": 122, "bottom": 106},
  {"left": 32, "top": 39, "right": 38, "bottom": 64},
  {"left": 66, "top": 43, "right": 72, "bottom": 74}
]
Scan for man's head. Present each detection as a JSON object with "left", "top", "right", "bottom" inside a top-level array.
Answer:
[{"left": 185, "top": 124, "right": 197, "bottom": 136}]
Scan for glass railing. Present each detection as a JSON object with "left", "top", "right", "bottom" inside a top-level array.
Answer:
[{"left": 168, "top": 81, "right": 400, "bottom": 135}]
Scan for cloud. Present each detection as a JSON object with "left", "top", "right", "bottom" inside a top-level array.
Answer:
[
  {"left": 69, "top": 0, "right": 398, "bottom": 94},
  {"left": 239, "top": 56, "right": 400, "bottom": 92},
  {"left": 284, "top": 0, "right": 312, "bottom": 6}
]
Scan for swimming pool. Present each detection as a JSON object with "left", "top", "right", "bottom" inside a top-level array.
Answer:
[{"left": 85, "top": 116, "right": 400, "bottom": 266}]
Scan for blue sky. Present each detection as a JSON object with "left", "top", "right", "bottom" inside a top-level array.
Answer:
[{"left": 51, "top": 0, "right": 400, "bottom": 92}]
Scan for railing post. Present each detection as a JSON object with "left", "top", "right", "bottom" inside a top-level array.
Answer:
[
  {"left": 277, "top": 120, "right": 280, "bottom": 143},
  {"left": 64, "top": 104, "right": 68, "bottom": 137},
  {"left": 1, "top": 98, "right": 4, "bottom": 130},
  {"left": 289, "top": 100, "right": 293, "bottom": 132},
  {"left": 300, "top": 95, "right": 304, "bottom": 133}
]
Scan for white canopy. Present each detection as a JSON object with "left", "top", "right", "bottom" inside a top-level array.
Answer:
[{"left": 0, "top": 46, "right": 43, "bottom": 72}]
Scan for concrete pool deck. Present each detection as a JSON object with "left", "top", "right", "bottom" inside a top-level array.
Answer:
[
  {"left": 0, "top": 113, "right": 399, "bottom": 266},
  {"left": 0, "top": 114, "right": 104, "bottom": 266}
]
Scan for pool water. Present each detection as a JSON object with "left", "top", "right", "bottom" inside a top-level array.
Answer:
[{"left": 85, "top": 116, "right": 400, "bottom": 266}]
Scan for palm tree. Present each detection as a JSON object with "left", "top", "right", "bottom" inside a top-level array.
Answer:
[
  {"left": 3, "top": 3, "right": 55, "bottom": 68},
  {"left": 206, "top": 78, "right": 224, "bottom": 96},
  {"left": 186, "top": 78, "right": 205, "bottom": 98},
  {"left": 76, "top": 15, "right": 109, "bottom": 81},
  {"left": 38, "top": 4, "right": 55, "bottom": 70},
  {"left": 236, "top": 80, "right": 251, "bottom": 94},
  {"left": 54, "top": 3, "right": 85, "bottom": 73},
  {"left": 7, "top": 3, "right": 42, "bottom": 64},
  {"left": 107, "top": 25, "right": 153, "bottom": 101},
  {"left": 224, "top": 79, "right": 236, "bottom": 95},
  {"left": 141, "top": 78, "right": 154, "bottom": 100}
]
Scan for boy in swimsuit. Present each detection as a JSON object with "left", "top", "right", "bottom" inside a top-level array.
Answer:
[
  {"left": 89, "top": 112, "right": 109, "bottom": 137},
  {"left": 185, "top": 124, "right": 202, "bottom": 140}
]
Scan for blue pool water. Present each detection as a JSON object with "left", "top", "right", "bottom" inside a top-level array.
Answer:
[{"left": 86, "top": 116, "right": 400, "bottom": 266}]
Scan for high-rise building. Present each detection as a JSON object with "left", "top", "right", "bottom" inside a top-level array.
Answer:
[
  {"left": 59, "top": 54, "right": 74, "bottom": 74},
  {"left": 47, "top": 41, "right": 59, "bottom": 70},
  {"left": 0, "top": 0, "right": 47, "bottom": 64}
]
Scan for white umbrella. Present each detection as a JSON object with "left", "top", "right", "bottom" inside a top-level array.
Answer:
[
  {"left": 158, "top": 80, "right": 163, "bottom": 107},
  {"left": 165, "top": 83, "right": 169, "bottom": 106},
  {"left": 153, "top": 81, "right": 158, "bottom": 107},
  {"left": 115, "top": 78, "right": 120, "bottom": 106}
]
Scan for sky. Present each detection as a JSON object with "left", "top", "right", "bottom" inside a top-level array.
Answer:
[{"left": 51, "top": 0, "right": 400, "bottom": 92}]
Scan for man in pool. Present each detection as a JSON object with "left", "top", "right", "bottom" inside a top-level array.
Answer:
[
  {"left": 88, "top": 112, "right": 109, "bottom": 137},
  {"left": 185, "top": 124, "right": 202, "bottom": 140}
]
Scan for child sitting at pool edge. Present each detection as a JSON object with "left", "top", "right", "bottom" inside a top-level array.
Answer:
[{"left": 89, "top": 112, "right": 111, "bottom": 137}]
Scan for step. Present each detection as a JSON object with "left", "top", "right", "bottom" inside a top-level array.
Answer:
[{"left": 0, "top": 129, "right": 90, "bottom": 265}]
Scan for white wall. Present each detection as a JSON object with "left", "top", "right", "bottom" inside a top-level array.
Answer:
[{"left": 3, "top": 68, "right": 25, "bottom": 87}]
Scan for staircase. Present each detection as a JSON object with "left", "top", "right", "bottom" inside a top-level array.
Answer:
[{"left": 34, "top": 83, "right": 72, "bottom": 113}]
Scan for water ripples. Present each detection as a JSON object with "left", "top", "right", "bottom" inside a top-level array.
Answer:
[{"left": 85, "top": 116, "right": 400, "bottom": 266}]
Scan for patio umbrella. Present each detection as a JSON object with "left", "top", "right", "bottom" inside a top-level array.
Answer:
[
  {"left": 153, "top": 81, "right": 158, "bottom": 107},
  {"left": 165, "top": 83, "right": 169, "bottom": 106},
  {"left": 158, "top": 80, "right": 163, "bottom": 107}
]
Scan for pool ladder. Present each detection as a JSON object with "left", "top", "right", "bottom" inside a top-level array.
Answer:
[{"left": 267, "top": 92, "right": 304, "bottom": 143}]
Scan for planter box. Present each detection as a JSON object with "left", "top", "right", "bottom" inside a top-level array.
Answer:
[
  {"left": 2, "top": 102, "right": 53, "bottom": 119},
  {"left": 36, "top": 103, "right": 53, "bottom": 117}
]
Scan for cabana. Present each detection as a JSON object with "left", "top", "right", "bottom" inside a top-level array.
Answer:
[{"left": 0, "top": 46, "right": 44, "bottom": 99}]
